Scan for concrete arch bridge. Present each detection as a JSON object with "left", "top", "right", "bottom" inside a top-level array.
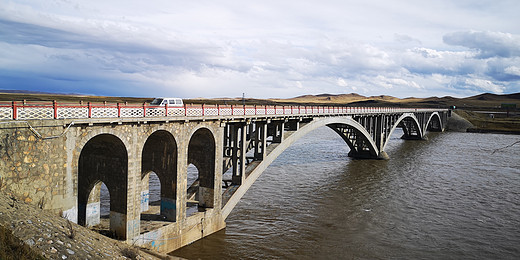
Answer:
[{"left": 0, "top": 101, "right": 448, "bottom": 253}]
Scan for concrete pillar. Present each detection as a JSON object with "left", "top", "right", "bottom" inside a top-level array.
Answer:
[
  {"left": 231, "top": 123, "right": 246, "bottom": 185},
  {"left": 238, "top": 123, "right": 246, "bottom": 179},
  {"left": 212, "top": 125, "right": 224, "bottom": 210},
  {"left": 271, "top": 120, "right": 285, "bottom": 143},
  {"left": 177, "top": 134, "right": 188, "bottom": 222},
  {"left": 254, "top": 122, "right": 267, "bottom": 160},
  {"left": 223, "top": 124, "right": 231, "bottom": 152},
  {"left": 375, "top": 115, "right": 384, "bottom": 151},
  {"left": 125, "top": 129, "right": 141, "bottom": 242},
  {"left": 140, "top": 175, "right": 150, "bottom": 212}
]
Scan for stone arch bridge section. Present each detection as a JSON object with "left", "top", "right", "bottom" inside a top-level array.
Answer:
[{"left": 0, "top": 106, "right": 448, "bottom": 253}]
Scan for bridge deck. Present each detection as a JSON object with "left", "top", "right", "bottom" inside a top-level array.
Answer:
[{"left": 1, "top": 100, "right": 446, "bottom": 122}]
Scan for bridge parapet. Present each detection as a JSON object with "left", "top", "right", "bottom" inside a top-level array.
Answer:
[{"left": 1, "top": 100, "right": 445, "bottom": 121}]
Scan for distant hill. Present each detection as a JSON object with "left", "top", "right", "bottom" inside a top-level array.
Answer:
[
  {"left": 274, "top": 93, "right": 400, "bottom": 104},
  {"left": 272, "top": 92, "right": 520, "bottom": 109},
  {"left": 465, "top": 93, "right": 520, "bottom": 101}
]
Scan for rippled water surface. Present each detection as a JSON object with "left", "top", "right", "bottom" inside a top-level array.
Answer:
[{"left": 171, "top": 127, "right": 520, "bottom": 259}]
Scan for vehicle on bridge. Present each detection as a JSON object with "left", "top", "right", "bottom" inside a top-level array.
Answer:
[{"left": 150, "top": 97, "right": 183, "bottom": 107}]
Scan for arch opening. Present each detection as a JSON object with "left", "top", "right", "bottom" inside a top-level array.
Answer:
[
  {"left": 327, "top": 122, "right": 379, "bottom": 159},
  {"left": 78, "top": 134, "right": 128, "bottom": 239},
  {"left": 141, "top": 130, "right": 177, "bottom": 222},
  {"left": 188, "top": 128, "right": 216, "bottom": 212},
  {"left": 140, "top": 171, "right": 168, "bottom": 224},
  {"left": 427, "top": 113, "right": 443, "bottom": 132},
  {"left": 81, "top": 181, "right": 109, "bottom": 228},
  {"left": 398, "top": 116, "right": 423, "bottom": 140}
]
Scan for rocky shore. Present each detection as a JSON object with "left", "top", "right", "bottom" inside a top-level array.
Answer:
[
  {"left": 447, "top": 111, "right": 475, "bottom": 132},
  {"left": 0, "top": 189, "right": 177, "bottom": 259}
]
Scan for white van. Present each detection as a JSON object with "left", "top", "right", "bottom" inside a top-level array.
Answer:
[{"left": 150, "top": 98, "right": 183, "bottom": 107}]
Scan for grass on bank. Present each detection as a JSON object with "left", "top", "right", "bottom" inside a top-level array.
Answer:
[
  {"left": 0, "top": 225, "right": 44, "bottom": 260},
  {"left": 455, "top": 110, "right": 520, "bottom": 132}
]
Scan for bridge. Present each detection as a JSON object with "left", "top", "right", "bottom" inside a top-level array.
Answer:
[{"left": 0, "top": 101, "right": 449, "bottom": 253}]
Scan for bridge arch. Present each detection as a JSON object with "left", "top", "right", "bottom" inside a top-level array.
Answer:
[
  {"left": 223, "top": 116, "right": 382, "bottom": 218},
  {"left": 326, "top": 118, "right": 379, "bottom": 158},
  {"left": 426, "top": 112, "right": 443, "bottom": 132},
  {"left": 382, "top": 113, "right": 423, "bottom": 151},
  {"left": 141, "top": 130, "right": 178, "bottom": 221},
  {"left": 78, "top": 133, "right": 128, "bottom": 239},
  {"left": 188, "top": 127, "right": 216, "bottom": 209}
]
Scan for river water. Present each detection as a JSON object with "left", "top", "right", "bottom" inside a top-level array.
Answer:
[{"left": 168, "top": 127, "right": 519, "bottom": 259}]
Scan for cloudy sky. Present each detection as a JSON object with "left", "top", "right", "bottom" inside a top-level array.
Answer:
[{"left": 1, "top": 0, "right": 519, "bottom": 99}]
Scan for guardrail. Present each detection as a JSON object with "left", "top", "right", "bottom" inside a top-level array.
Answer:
[{"left": 0, "top": 101, "right": 445, "bottom": 120}]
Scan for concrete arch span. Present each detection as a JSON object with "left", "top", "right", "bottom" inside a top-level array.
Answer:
[
  {"left": 326, "top": 119, "right": 380, "bottom": 159},
  {"left": 382, "top": 113, "right": 423, "bottom": 150},
  {"left": 222, "top": 116, "right": 381, "bottom": 219},
  {"left": 425, "top": 112, "right": 443, "bottom": 132}
]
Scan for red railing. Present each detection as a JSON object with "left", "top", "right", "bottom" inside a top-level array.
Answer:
[{"left": 0, "top": 100, "right": 445, "bottom": 121}]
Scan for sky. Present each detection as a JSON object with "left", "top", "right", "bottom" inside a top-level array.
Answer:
[{"left": 1, "top": 0, "right": 519, "bottom": 99}]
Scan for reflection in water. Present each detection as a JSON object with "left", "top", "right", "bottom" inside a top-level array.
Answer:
[{"left": 170, "top": 127, "right": 519, "bottom": 259}]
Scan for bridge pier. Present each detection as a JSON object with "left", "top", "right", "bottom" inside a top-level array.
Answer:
[
  {"left": 401, "top": 134, "right": 427, "bottom": 140},
  {"left": 347, "top": 150, "right": 389, "bottom": 160}
]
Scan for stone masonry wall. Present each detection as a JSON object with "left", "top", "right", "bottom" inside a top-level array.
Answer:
[{"left": 0, "top": 118, "right": 224, "bottom": 243}]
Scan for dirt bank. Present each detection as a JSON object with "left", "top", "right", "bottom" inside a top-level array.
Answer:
[{"left": 447, "top": 111, "right": 475, "bottom": 132}]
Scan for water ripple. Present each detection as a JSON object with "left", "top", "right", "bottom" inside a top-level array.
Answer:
[{"left": 173, "top": 128, "right": 520, "bottom": 260}]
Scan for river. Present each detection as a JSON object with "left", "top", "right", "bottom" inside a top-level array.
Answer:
[{"left": 171, "top": 127, "right": 520, "bottom": 259}]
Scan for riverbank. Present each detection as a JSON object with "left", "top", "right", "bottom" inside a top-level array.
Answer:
[
  {"left": 0, "top": 189, "right": 177, "bottom": 259},
  {"left": 454, "top": 110, "right": 520, "bottom": 134},
  {"left": 447, "top": 111, "right": 475, "bottom": 132}
]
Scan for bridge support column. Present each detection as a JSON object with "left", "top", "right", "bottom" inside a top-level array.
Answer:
[
  {"left": 177, "top": 142, "right": 187, "bottom": 221},
  {"left": 285, "top": 119, "right": 299, "bottom": 131},
  {"left": 254, "top": 122, "right": 267, "bottom": 161},
  {"left": 269, "top": 120, "right": 285, "bottom": 143},
  {"left": 374, "top": 115, "right": 384, "bottom": 151},
  {"left": 231, "top": 123, "right": 247, "bottom": 185}
]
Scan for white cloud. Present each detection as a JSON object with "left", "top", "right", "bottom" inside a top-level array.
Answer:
[
  {"left": 373, "top": 75, "right": 422, "bottom": 90},
  {"left": 0, "top": 0, "right": 519, "bottom": 98},
  {"left": 337, "top": 78, "right": 348, "bottom": 87},
  {"left": 504, "top": 66, "right": 520, "bottom": 76},
  {"left": 443, "top": 31, "right": 520, "bottom": 58},
  {"left": 465, "top": 77, "right": 505, "bottom": 93}
]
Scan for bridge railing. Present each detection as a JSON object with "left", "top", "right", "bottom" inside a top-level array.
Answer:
[{"left": 0, "top": 101, "right": 443, "bottom": 121}]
